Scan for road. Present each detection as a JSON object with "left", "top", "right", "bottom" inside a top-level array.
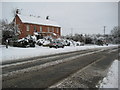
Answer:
[{"left": 2, "top": 46, "right": 119, "bottom": 88}]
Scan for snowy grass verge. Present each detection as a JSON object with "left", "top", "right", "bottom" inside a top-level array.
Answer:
[
  {"left": 1, "top": 44, "right": 118, "bottom": 63},
  {"left": 97, "top": 60, "right": 119, "bottom": 88}
]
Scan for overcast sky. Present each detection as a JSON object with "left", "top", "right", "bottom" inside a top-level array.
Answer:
[{"left": 1, "top": 2, "right": 118, "bottom": 35}]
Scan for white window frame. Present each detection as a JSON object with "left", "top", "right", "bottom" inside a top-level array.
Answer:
[
  {"left": 56, "top": 28, "right": 59, "bottom": 33},
  {"left": 52, "top": 27, "right": 54, "bottom": 32},
  {"left": 40, "top": 26, "right": 42, "bottom": 32},
  {"left": 34, "top": 26, "right": 37, "bottom": 32},
  {"left": 47, "top": 27, "right": 50, "bottom": 32},
  {"left": 26, "top": 25, "right": 30, "bottom": 31}
]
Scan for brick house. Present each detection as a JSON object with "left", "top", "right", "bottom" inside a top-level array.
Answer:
[{"left": 13, "top": 14, "right": 61, "bottom": 39}]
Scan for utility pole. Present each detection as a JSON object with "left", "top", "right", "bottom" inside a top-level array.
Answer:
[
  {"left": 104, "top": 26, "right": 108, "bottom": 45},
  {"left": 104, "top": 26, "right": 106, "bottom": 37}
]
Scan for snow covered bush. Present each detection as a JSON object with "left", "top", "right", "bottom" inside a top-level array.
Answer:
[{"left": 13, "top": 35, "right": 36, "bottom": 48}]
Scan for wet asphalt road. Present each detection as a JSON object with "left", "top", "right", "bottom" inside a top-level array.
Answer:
[
  {"left": 2, "top": 49, "right": 100, "bottom": 74},
  {"left": 2, "top": 47, "right": 118, "bottom": 88}
]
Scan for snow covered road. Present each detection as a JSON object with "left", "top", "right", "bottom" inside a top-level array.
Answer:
[
  {"left": 2, "top": 46, "right": 118, "bottom": 88},
  {"left": 49, "top": 51, "right": 119, "bottom": 88}
]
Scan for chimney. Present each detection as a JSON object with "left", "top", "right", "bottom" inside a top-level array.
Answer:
[
  {"left": 16, "top": 9, "right": 21, "bottom": 15},
  {"left": 16, "top": 9, "right": 19, "bottom": 14},
  {"left": 46, "top": 16, "right": 49, "bottom": 20}
]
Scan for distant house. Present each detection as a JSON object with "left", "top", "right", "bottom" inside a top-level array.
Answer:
[{"left": 13, "top": 14, "right": 61, "bottom": 39}]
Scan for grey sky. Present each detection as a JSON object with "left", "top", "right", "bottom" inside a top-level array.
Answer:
[{"left": 1, "top": 2, "right": 118, "bottom": 35}]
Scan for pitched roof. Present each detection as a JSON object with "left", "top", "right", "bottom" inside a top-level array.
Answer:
[{"left": 17, "top": 14, "right": 60, "bottom": 27}]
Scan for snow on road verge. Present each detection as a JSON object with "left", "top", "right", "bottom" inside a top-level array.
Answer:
[
  {"left": 1, "top": 44, "right": 118, "bottom": 63},
  {"left": 97, "top": 60, "right": 118, "bottom": 88}
]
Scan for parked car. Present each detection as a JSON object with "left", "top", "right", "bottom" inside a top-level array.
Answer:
[
  {"left": 36, "top": 39, "right": 45, "bottom": 46},
  {"left": 62, "top": 40, "right": 70, "bottom": 46},
  {"left": 36, "top": 39, "right": 50, "bottom": 47},
  {"left": 49, "top": 41, "right": 64, "bottom": 48},
  {"left": 76, "top": 42, "right": 81, "bottom": 46},
  {"left": 42, "top": 40, "right": 50, "bottom": 47}
]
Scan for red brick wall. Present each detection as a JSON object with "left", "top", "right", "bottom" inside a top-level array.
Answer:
[
  {"left": 14, "top": 15, "right": 61, "bottom": 39},
  {"left": 14, "top": 15, "right": 27, "bottom": 38}
]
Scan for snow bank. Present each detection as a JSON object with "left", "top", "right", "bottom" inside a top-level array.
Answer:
[
  {"left": 98, "top": 60, "right": 119, "bottom": 88},
  {"left": 1, "top": 44, "right": 118, "bottom": 63}
]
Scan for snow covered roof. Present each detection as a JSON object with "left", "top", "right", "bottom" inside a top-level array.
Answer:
[{"left": 17, "top": 14, "right": 60, "bottom": 27}]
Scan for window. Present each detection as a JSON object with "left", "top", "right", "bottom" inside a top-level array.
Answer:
[
  {"left": 34, "top": 26, "right": 37, "bottom": 32},
  {"left": 26, "top": 25, "right": 30, "bottom": 31},
  {"left": 47, "top": 27, "right": 50, "bottom": 32},
  {"left": 56, "top": 28, "right": 59, "bottom": 33},
  {"left": 49, "top": 27, "right": 52, "bottom": 32},
  {"left": 40, "top": 26, "right": 42, "bottom": 32},
  {"left": 52, "top": 27, "right": 54, "bottom": 32}
]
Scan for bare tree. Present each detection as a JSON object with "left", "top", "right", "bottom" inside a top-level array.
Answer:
[
  {"left": 111, "top": 26, "right": 120, "bottom": 44},
  {"left": 0, "top": 19, "right": 20, "bottom": 44}
]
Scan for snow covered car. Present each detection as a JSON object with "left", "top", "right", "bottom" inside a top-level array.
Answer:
[
  {"left": 63, "top": 40, "right": 70, "bottom": 46},
  {"left": 76, "top": 42, "right": 81, "bottom": 46},
  {"left": 36, "top": 39, "right": 45, "bottom": 46},
  {"left": 42, "top": 40, "right": 50, "bottom": 46},
  {"left": 49, "top": 41, "right": 64, "bottom": 48},
  {"left": 36, "top": 39, "right": 50, "bottom": 47}
]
